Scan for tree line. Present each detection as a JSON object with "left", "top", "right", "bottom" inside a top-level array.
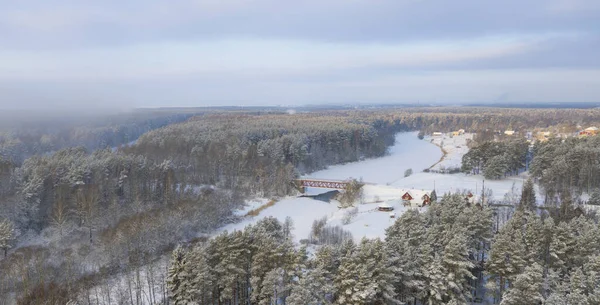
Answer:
[
  {"left": 461, "top": 139, "right": 529, "bottom": 179},
  {"left": 167, "top": 193, "right": 493, "bottom": 305}
]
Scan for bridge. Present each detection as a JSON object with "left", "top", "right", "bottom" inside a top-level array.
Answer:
[{"left": 293, "top": 178, "right": 363, "bottom": 193}]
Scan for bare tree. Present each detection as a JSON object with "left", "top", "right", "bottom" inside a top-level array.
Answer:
[{"left": 75, "top": 184, "right": 99, "bottom": 244}]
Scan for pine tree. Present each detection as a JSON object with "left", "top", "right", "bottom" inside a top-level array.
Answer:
[
  {"left": 288, "top": 265, "right": 333, "bottom": 305},
  {"left": 250, "top": 236, "right": 282, "bottom": 305},
  {"left": 189, "top": 246, "right": 214, "bottom": 304},
  {"left": 518, "top": 178, "right": 536, "bottom": 211},
  {"left": 484, "top": 155, "right": 508, "bottom": 180},
  {"left": 486, "top": 219, "right": 526, "bottom": 300},
  {"left": 385, "top": 210, "right": 427, "bottom": 302},
  {"left": 441, "top": 233, "right": 475, "bottom": 303},
  {"left": 334, "top": 244, "right": 362, "bottom": 305},
  {"left": 424, "top": 255, "right": 448, "bottom": 305},
  {"left": 567, "top": 267, "right": 588, "bottom": 305},
  {"left": 549, "top": 221, "right": 574, "bottom": 273},
  {"left": 587, "top": 189, "right": 600, "bottom": 205},
  {"left": 523, "top": 212, "right": 544, "bottom": 264},
  {"left": 499, "top": 263, "right": 543, "bottom": 305},
  {"left": 167, "top": 247, "right": 194, "bottom": 304},
  {"left": 430, "top": 189, "right": 438, "bottom": 203},
  {"left": 0, "top": 219, "right": 14, "bottom": 257}
]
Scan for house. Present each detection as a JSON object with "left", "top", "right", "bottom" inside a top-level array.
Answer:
[
  {"left": 504, "top": 130, "right": 515, "bottom": 136},
  {"left": 432, "top": 132, "right": 443, "bottom": 137},
  {"left": 402, "top": 190, "right": 432, "bottom": 207},
  {"left": 536, "top": 131, "right": 551, "bottom": 142},
  {"left": 451, "top": 129, "right": 466, "bottom": 136},
  {"left": 579, "top": 127, "right": 599, "bottom": 137}
]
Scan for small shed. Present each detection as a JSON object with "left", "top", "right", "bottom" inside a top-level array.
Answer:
[{"left": 378, "top": 203, "right": 394, "bottom": 212}]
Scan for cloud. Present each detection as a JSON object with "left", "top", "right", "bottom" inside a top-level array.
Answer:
[
  {"left": 0, "top": 35, "right": 550, "bottom": 81},
  {"left": 0, "top": 0, "right": 598, "bottom": 108}
]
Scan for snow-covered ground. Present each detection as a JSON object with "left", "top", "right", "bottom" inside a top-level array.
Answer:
[
  {"left": 221, "top": 131, "right": 544, "bottom": 245},
  {"left": 393, "top": 172, "right": 539, "bottom": 202},
  {"left": 219, "top": 197, "right": 341, "bottom": 242},
  {"left": 427, "top": 133, "right": 473, "bottom": 171},
  {"left": 221, "top": 194, "right": 425, "bottom": 242},
  {"left": 232, "top": 198, "right": 271, "bottom": 217},
  {"left": 306, "top": 132, "right": 442, "bottom": 184},
  {"left": 327, "top": 200, "right": 420, "bottom": 241}
]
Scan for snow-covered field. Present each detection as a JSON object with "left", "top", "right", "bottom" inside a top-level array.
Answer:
[
  {"left": 427, "top": 133, "right": 473, "bottom": 171},
  {"left": 221, "top": 131, "right": 540, "bottom": 244},
  {"left": 219, "top": 197, "right": 341, "bottom": 242},
  {"left": 221, "top": 194, "right": 423, "bottom": 242},
  {"left": 307, "top": 132, "right": 442, "bottom": 184}
]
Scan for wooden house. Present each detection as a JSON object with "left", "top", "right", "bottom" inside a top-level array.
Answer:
[{"left": 402, "top": 190, "right": 432, "bottom": 207}]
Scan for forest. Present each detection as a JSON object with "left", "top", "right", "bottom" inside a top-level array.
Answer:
[
  {"left": 1, "top": 107, "right": 600, "bottom": 304},
  {"left": 167, "top": 189, "right": 600, "bottom": 305}
]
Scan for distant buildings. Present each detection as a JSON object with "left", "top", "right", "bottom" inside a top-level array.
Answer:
[
  {"left": 579, "top": 126, "right": 599, "bottom": 137},
  {"left": 452, "top": 129, "right": 465, "bottom": 136},
  {"left": 504, "top": 130, "right": 515, "bottom": 136}
]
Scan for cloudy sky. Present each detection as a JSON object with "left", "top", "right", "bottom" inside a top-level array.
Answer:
[{"left": 1, "top": 0, "right": 599, "bottom": 109}]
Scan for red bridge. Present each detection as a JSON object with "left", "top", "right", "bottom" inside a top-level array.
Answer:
[{"left": 293, "top": 178, "right": 364, "bottom": 193}]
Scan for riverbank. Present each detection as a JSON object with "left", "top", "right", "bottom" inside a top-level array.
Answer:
[{"left": 306, "top": 131, "right": 442, "bottom": 184}]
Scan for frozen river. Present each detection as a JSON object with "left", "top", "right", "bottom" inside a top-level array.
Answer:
[{"left": 306, "top": 131, "right": 442, "bottom": 184}]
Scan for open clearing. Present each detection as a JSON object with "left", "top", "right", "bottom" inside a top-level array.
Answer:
[{"left": 223, "top": 131, "right": 534, "bottom": 242}]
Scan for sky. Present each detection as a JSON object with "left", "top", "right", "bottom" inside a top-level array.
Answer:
[{"left": 0, "top": 0, "right": 599, "bottom": 109}]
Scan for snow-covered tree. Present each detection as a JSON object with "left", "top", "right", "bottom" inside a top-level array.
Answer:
[
  {"left": 441, "top": 233, "right": 475, "bottom": 303},
  {"left": 430, "top": 189, "right": 438, "bottom": 203},
  {"left": 518, "top": 178, "right": 536, "bottom": 211},
  {"left": 288, "top": 265, "right": 333, "bottom": 305},
  {"left": 484, "top": 155, "right": 508, "bottom": 180},
  {"left": 0, "top": 218, "right": 14, "bottom": 257},
  {"left": 167, "top": 247, "right": 195, "bottom": 304},
  {"left": 500, "top": 263, "right": 543, "bottom": 305},
  {"left": 385, "top": 210, "right": 427, "bottom": 302},
  {"left": 486, "top": 217, "right": 527, "bottom": 300}
]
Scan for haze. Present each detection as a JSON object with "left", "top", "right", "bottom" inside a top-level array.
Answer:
[{"left": 1, "top": 0, "right": 599, "bottom": 109}]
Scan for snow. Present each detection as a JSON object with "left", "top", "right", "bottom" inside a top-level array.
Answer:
[
  {"left": 427, "top": 133, "right": 473, "bottom": 171},
  {"left": 220, "top": 197, "right": 340, "bottom": 242},
  {"left": 233, "top": 198, "right": 272, "bottom": 217},
  {"left": 222, "top": 182, "right": 434, "bottom": 242},
  {"left": 327, "top": 201, "right": 420, "bottom": 241},
  {"left": 306, "top": 132, "right": 442, "bottom": 184},
  {"left": 220, "top": 131, "right": 545, "bottom": 245},
  {"left": 220, "top": 195, "right": 427, "bottom": 242}
]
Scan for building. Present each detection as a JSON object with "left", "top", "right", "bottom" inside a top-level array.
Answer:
[
  {"left": 451, "top": 129, "right": 465, "bottom": 136},
  {"left": 378, "top": 202, "right": 394, "bottom": 211},
  {"left": 401, "top": 190, "right": 432, "bottom": 207},
  {"left": 432, "top": 132, "right": 443, "bottom": 137},
  {"left": 536, "top": 131, "right": 551, "bottom": 142},
  {"left": 579, "top": 127, "right": 599, "bottom": 137},
  {"left": 504, "top": 130, "right": 515, "bottom": 136}
]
